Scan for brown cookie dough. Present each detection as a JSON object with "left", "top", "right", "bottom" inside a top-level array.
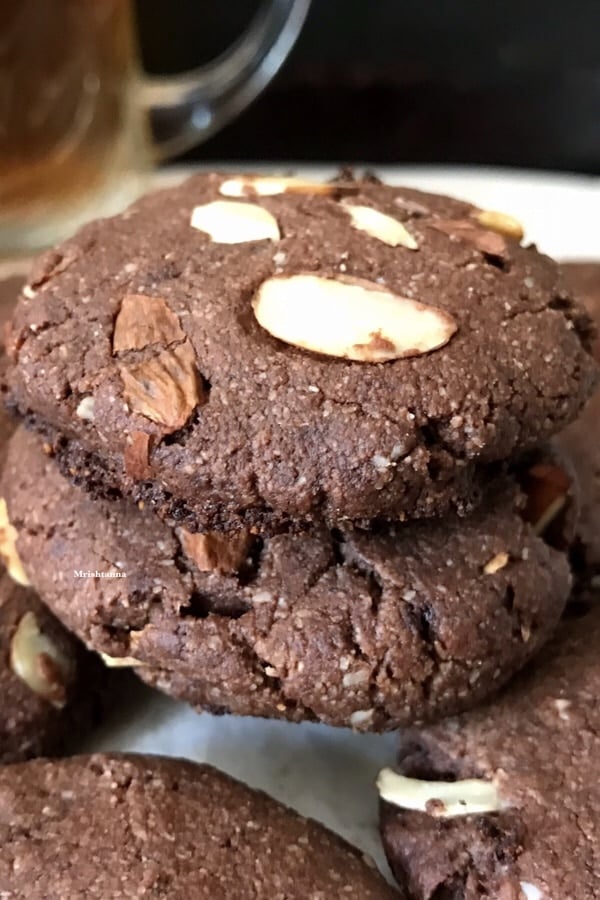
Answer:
[
  {"left": 2, "top": 426, "right": 573, "bottom": 731},
  {"left": 378, "top": 594, "right": 600, "bottom": 900},
  {"left": 5, "top": 174, "right": 596, "bottom": 531},
  {"left": 0, "top": 752, "right": 397, "bottom": 899},
  {"left": 0, "top": 569, "right": 110, "bottom": 764}
]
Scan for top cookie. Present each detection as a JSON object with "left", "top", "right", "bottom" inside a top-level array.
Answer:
[{"left": 5, "top": 173, "right": 597, "bottom": 531}]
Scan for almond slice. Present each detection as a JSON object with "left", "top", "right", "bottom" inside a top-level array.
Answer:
[
  {"left": 75, "top": 396, "right": 95, "bottom": 421},
  {"left": 190, "top": 200, "right": 280, "bottom": 244},
  {"left": 483, "top": 551, "right": 510, "bottom": 575},
  {"left": 113, "top": 294, "right": 185, "bottom": 353},
  {"left": 219, "top": 175, "right": 353, "bottom": 198},
  {"left": 343, "top": 204, "right": 418, "bottom": 249},
  {"left": 100, "top": 652, "right": 146, "bottom": 668},
  {"left": 522, "top": 463, "right": 571, "bottom": 538},
  {"left": 10, "top": 612, "right": 71, "bottom": 708},
  {"left": 431, "top": 219, "right": 508, "bottom": 259},
  {"left": 0, "top": 498, "right": 29, "bottom": 587},
  {"left": 178, "top": 528, "right": 253, "bottom": 575},
  {"left": 474, "top": 209, "right": 524, "bottom": 241},
  {"left": 124, "top": 431, "right": 153, "bottom": 480},
  {"left": 252, "top": 274, "right": 457, "bottom": 362},
  {"left": 120, "top": 340, "right": 202, "bottom": 431},
  {"left": 376, "top": 768, "right": 505, "bottom": 818}
]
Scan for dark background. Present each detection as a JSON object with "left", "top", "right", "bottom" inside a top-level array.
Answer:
[{"left": 136, "top": 0, "right": 600, "bottom": 173}]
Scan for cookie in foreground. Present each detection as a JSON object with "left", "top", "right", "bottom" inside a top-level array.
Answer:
[
  {"left": 378, "top": 594, "right": 600, "bottom": 899},
  {"left": 5, "top": 172, "right": 597, "bottom": 530},
  {"left": 0, "top": 752, "right": 397, "bottom": 899},
  {"left": 2, "top": 425, "right": 574, "bottom": 731}
]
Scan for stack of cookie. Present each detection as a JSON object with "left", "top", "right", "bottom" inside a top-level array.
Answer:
[{"left": 1, "top": 172, "right": 597, "bottom": 737}]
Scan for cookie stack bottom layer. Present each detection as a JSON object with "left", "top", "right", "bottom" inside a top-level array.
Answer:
[
  {"left": 0, "top": 753, "right": 397, "bottom": 898},
  {"left": 2, "top": 426, "right": 572, "bottom": 731}
]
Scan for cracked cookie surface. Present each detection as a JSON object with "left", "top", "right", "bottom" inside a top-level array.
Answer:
[
  {"left": 2, "top": 426, "right": 572, "bottom": 730},
  {"left": 0, "top": 753, "right": 397, "bottom": 899},
  {"left": 4, "top": 174, "right": 597, "bottom": 530}
]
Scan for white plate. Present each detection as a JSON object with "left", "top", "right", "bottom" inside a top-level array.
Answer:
[{"left": 85, "top": 165, "right": 600, "bottom": 883}]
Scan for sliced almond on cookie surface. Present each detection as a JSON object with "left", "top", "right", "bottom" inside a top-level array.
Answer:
[
  {"left": 252, "top": 274, "right": 457, "bottom": 362},
  {"left": 191, "top": 200, "right": 280, "bottom": 243},
  {"left": 219, "top": 175, "right": 355, "bottom": 198},
  {"left": 343, "top": 204, "right": 418, "bottom": 249},
  {"left": 474, "top": 209, "right": 524, "bottom": 241}
]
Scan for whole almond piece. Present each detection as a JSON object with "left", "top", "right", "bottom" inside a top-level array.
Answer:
[
  {"left": 0, "top": 498, "right": 30, "bottom": 587},
  {"left": 113, "top": 294, "right": 185, "bottom": 353},
  {"left": 343, "top": 204, "right": 418, "bottom": 249},
  {"left": 377, "top": 768, "right": 504, "bottom": 818},
  {"left": 75, "top": 396, "right": 95, "bottom": 421},
  {"left": 252, "top": 274, "right": 457, "bottom": 362},
  {"left": 120, "top": 341, "right": 203, "bottom": 431},
  {"left": 474, "top": 209, "right": 524, "bottom": 241},
  {"left": 190, "top": 200, "right": 280, "bottom": 243},
  {"left": 10, "top": 611, "right": 71, "bottom": 708},
  {"left": 219, "top": 175, "right": 356, "bottom": 198}
]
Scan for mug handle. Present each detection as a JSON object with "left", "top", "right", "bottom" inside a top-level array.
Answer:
[{"left": 140, "top": 0, "right": 311, "bottom": 160}]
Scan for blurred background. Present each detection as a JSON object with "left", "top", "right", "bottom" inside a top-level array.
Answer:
[
  {"left": 1, "top": 0, "right": 599, "bottom": 255},
  {"left": 138, "top": 0, "right": 600, "bottom": 173}
]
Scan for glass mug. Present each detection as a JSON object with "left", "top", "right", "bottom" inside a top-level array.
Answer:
[{"left": 0, "top": 0, "right": 310, "bottom": 253}]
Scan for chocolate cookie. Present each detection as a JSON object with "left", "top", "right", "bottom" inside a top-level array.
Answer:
[
  {"left": 5, "top": 173, "right": 596, "bottom": 531},
  {"left": 556, "top": 263, "right": 600, "bottom": 572},
  {"left": 378, "top": 594, "right": 600, "bottom": 900},
  {"left": 2, "top": 426, "right": 573, "bottom": 731},
  {"left": 0, "top": 568, "right": 110, "bottom": 763},
  {"left": 0, "top": 752, "right": 396, "bottom": 898}
]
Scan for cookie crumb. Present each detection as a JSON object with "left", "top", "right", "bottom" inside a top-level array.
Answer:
[
  {"left": 554, "top": 697, "right": 571, "bottom": 720},
  {"left": 350, "top": 708, "right": 375, "bottom": 728}
]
